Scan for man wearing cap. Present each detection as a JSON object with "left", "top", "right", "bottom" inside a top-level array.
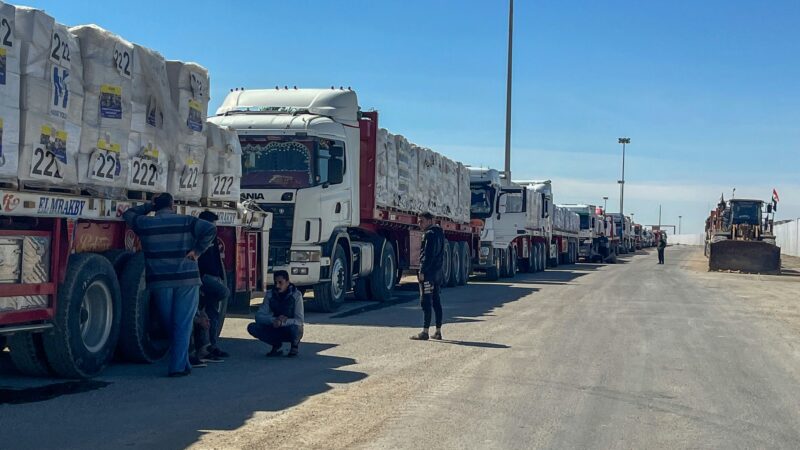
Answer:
[
  {"left": 123, "top": 193, "right": 216, "bottom": 377},
  {"left": 197, "top": 210, "right": 231, "bottom": 359},
  {"left": 411, "top": 212, "right": 446, "bottom": 341}
]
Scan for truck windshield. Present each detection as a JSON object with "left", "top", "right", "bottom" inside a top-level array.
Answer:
[
  {"left": 471, "top": 187, "right": 494, "bottom": 218},
  {"left": 578, "top": 213, "right": 590, "bottom": 229},
  {"left": 240, "top": 135, "right": 344, "bottom": 189},
  {"left": 731, "top": 201, "right": 761, "bottom": 225}
]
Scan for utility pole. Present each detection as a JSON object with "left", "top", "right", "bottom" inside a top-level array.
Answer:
[
  {"left": 603, "top": 196, "right": 608, "bottom": 212},
  {"left": 658, "top": 204, "right": 662, "bottom": 228},
  {"left": 503, "top": 0, "right": 514, "bottom": 183},
  {"left": 618, "top": 137, "right": 630, "bottom": 214},
  {"left": 678, "top": 215, "right": 682, "bottom": 234}
]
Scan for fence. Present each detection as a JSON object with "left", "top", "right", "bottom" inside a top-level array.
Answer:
[
  {"left": 775, "top": 219, "right": 800, "bottom": 257},
  {"left": 669, "top": 234, "right": 705, "bottom": 246}
]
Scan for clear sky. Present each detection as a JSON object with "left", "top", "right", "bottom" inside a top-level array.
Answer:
[{"left": 23, "top": 0, "right": 800, "bottom": 233}]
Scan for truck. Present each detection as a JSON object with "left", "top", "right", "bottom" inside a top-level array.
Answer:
[
  {"left": 0, "top": 190, "right": 271, "bottom": 378},
  {"left": 209, "top": 88, "right": 478, "bottom": 312},
  {"left": 562, "top": 204, "right": 618, "bottom": 263},
  {"left": 469, "top": 169, "right": 547, "bottom": 280},
  {"left": 516, "top": 180, "right": 581, "bottom": 268},
  {"left": 704, "top": 197, "right": 780, "bottom": 274},
  {"left": 633, "top": 223, "right": 643, "bottom": 250},
  {"left": 607, "top": 213, "right": 634, "bottom": 254}
]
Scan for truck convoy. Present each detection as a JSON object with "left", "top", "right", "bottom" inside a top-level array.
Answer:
[
  {"left": 607, "top": 213, "right": 635, "bottom": 254},
  {"left": 210, "top": 88, "right": 477, "bottom": 312},
  {"left": 0, "top": 4, "right": 271, "bottom": 378},
  {"left": 562, "top": 204, "right": 620, "bottom": 263},
  {"left": 704, "top": 197, "right": 780, "bottom": 274}
]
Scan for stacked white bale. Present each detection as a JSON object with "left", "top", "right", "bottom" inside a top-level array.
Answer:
[
  {"left": 70, "top": 25, "right": 132, "bottom": 195},
  {"left": 394, "top": 135, "right": 417, "bottom": 211},
  {"left": 203, "top": 122, "right": 241, "bottom": 202},
  {"left": 0, "top": 1, "right": 20, "bottom": 182},
  {"left": 166, "top": 61, "right": 209, "bottom": 201},
  {"left": 456, "top": 162, "right": 470, "bottom": 223},
  {"left": 415, "top": 146, "right": 436, "bottom": 216},
  {"left": 126, "top": 43, "right": 173, "bottom": 194},
  {"left": 374, "top": 128, "right": 392, "bottom": 207},
  {"left": 16, "top": 8, "right": 83, "bottom": 188}
]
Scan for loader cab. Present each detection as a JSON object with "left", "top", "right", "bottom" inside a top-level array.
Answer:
[{"left": 727, "top": 200, "right": 763, "bottom": 226}]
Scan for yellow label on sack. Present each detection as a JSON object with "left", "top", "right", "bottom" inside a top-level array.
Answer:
[
  {"left": 188, "top": 99, "right": 201, "bottom": 111},
  {"left": 56, "top": 130, "right": 68, "bottom": 141},
  {"left": 143, "top": 145, "right": 160, "bottom": 158},
  {"left": 97, "top": 138, "right": 121, "bottom": 153},
  {"left": 0, "top": 118, "right": 3, "bottom": 129},
  {"left": 40, "top": 125, "right": 53, "bottom": 136},
  {"left": 0, "top": 48, "right": 5, "bottom": 57},
  {"left": 186, "top": 158, "right": 196, "bottom": 165},
  {"left": 100, "top": 84, "right": 122, "bottom": 96}
]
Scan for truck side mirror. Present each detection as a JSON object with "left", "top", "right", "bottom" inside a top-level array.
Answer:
[
  {"left": 497, "top": 194, "right": 508, "bottom": 215},
  {"left": 328, "top": 158, "right": 344, "bottom": 185}
]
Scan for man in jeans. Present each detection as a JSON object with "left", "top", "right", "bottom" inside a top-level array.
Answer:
[
  {"left": 657, "top": 233, "right": 668, "bottom": 264},
  {"left": 248, "top": 270, "right": 304, "bottom": 357},
  {"left": 411, "top": 212, "right": 446, "bottom": 341},
  {"left": 124, "top": 193, "right": 216, "bottom": 377},
  {"left": 197, "top": 211, "right": 231, "bottom": 359}
]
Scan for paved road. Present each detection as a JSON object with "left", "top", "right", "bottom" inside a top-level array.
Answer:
[{"left": 2, "top": 246, "right": 800, "bottom": 449}]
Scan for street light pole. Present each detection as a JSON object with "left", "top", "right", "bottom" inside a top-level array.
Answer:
[
  {"left": 618, "top": 137, "right": 630, "bottom": 215},
  {"left": 503, "top": 0, "right": 514, "bottom": 183},
  {"left": 678, "top": 215, "right": 682, "bottom": 234},
  {"left": 603, "top": 196, "right": 608, "bottom": 212}
]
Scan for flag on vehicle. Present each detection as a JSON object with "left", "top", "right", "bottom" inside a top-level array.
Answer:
[{"left": 772, "top": 188, "right": 779, "bottom": 211}]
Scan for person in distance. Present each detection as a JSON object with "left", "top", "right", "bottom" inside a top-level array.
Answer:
[{"left": 411, "top": 212, "right": 446, "bottom": 341}]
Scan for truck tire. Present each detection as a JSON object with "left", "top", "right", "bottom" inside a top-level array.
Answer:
[
  {"left": 441, "top": 240, "right": 452, "bottom": 289},
  {"left": 486, "top": 249, "right": 501, "bottom": 281},
  {"left": 309, "top": 244, "right": 348, "bottom": 312},
  {"left": 458, "top": 241, "right": 470, "bottom": 285},
  {"left": 537, "top": 244, "right": 545, "bottom": 272},
  {"left": 354, "top": 278, "right": 371, "bottom": 301},
  {"left": 117, "top": 253, "right": 169, "bottom": 363},
  {"left": 101, "top": 249, "right": 134, "bottom": 275},
  {"left": 8, "top": 332, "right": 52, "bottom": 377},
  {"left": 369, "top": 240, "right": 396, "bottom": 302},
  {"left": 42, "top": 253, "right": 122, "bottom": 378},
  {"left": 448, "top": 241, "right": 460, "bottom": 287},
  {"left": 509, "top": 247, "right": 517, "bottom": 278}
]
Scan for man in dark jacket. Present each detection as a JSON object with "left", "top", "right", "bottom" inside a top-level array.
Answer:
[
  {"left": 248, "top": 270, "right": 304, "bottom": 357},
  {"left": 657, "top": 233, "right": 667, "bottom": 264},
  {"left": 411, "top": 212, "right": 446, "bottom": 341},
  {"left": 124, "top": 193, "right": 216, "bottom": 377},
  {"left": 197, "top": 210, "right": 230, "bottom": 359}
]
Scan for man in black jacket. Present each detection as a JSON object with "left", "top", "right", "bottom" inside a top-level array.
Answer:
[
  {"left": 197, "top": 211, "right": 231, "bottom": 359},
  {"left": 412, "top": 213, "right": 446, "bottom": 341}
]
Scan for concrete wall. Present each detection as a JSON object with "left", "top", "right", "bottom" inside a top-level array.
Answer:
[
  {"left": 669, "top": 234, "right": 705, "bottom": 246},
  {"left": 775, "top": 219, "right": 800, "bottom": 257}
]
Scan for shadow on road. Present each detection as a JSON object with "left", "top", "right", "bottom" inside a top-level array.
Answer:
[
  {"left": 0, "top": 338, "right": 366, "bottom": 449},
  {"left": 431, "top": 339, "right": 510, "bottom": 349}
]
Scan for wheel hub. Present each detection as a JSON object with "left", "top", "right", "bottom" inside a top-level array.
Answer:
[{"left": 80, "top": 280, "right": 113, "bottom": 354}]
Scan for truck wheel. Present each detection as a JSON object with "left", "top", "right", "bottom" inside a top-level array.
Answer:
[
  {"left": 538, "top": 244, "right": 546, "bottom": 272},
  {"left": 8, "top": 332, "right": 52, "bottom": 376},
  {"left": 507, "top": 247, "right": 517, "bottom": 278},
  {"left": 42, "top": 253, "right": 122, "bottom": 378},
  {"left": 117, "top": 253, "right": 169, "bottom": 363},
  {"left": 448, "top": 241, "right": 459, "bottom": 287},
  {"left": 458, "top": 241, "right": 469, "bottom": 285},
  {"left": 369, "top": 240, "right": 396, "bottom": 302},
  {"left": 486, "top": 249, "right": 501, "bottom": 281},
  {"left": 309, "top": 244, "right": 348, "bottom": 312},
  {"left": 101, "top": 249, "right": 134, "bottom": 275},
  {"left": 441, "top": 240, "right": 452, "bottom": 289}
]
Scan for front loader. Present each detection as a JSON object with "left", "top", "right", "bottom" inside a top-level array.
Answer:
[{"left": 705, "top": 198, "right": 780, "bottom": 274}]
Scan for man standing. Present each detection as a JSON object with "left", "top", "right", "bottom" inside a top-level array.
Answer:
[
  {"left": 411, "top": 212, "right": 445, "bottom": 341},
  {"left": 248, "top": 270, "right": 304, "bottom": 357},
  {"left": 657, "top": 232, "right": 667, "bottom": 264},
  {"left": 197, "top": 210, "right": 231, "bottom": 359},
  {"left": 124, "top": 193, "right": 216, "bottom": 377}
]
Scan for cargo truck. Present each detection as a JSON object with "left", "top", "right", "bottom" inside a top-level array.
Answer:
[
  {"left": 468, "top": 169, "right": 547, "bottom": 280},
  {"left": 607, "top": 213, "right": 634, "bottom": 254},
  {"left": 210, "top": 88, "right": 478, "bottom": 312},
  {"left": 516, "top": 180, "right": 580, "bottom": 268},
  {"left": 0, "top": 191, "right": 271, "bottom": 378},
  {"left": 561, "top": 204, "right": 618, "bottom": 263}
]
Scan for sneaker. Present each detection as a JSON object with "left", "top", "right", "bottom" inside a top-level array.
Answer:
[
  {"left": 432, "top": 330, "right": 442, "bottom": 340},
  {"left": 168, "top": 369, "right": 191, "bottom": 378},
  {"left": 189, "top": 356, "right": 208, "bottom": 368},
  {"left": 209, "top": 347, "right": 229, "bottom": 358},
  {"left": 410, "top": 331, "right": 429, "bottom": 341},
  {"left": 266, "top": 348, "right": 283, "bottom": 357},
  {"left": 287, "top": 346, "right": 299, "bottom": 358},
  {"left": 201, "top": 354, "right": 225, "bottom": 363}
]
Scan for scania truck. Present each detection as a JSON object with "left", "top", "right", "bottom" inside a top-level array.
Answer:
[{"left": 210, "top": 88, "right": 478, "bottom": 312}]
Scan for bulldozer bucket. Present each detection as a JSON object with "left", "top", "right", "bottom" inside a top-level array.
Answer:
[{"left": 709, "top": 240, "right": 781, "bottom": 274}]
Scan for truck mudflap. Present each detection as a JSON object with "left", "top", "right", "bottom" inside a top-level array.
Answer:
[{"left": 708, "top": 240, "right": 781, "bottom": 274}]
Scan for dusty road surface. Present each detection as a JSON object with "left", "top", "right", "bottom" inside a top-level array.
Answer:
[{"left": 2, "top": 246, "right": 800, "bottom": 449}]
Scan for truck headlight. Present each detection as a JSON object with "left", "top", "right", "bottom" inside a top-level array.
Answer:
[{"left": 291, "top": 250, "right": 321, "bottom": 262}]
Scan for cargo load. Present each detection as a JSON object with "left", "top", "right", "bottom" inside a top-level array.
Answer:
[
  {"left": 203, "top": 121, "right": 241, "bottom": 202},
  {"left": 0, "top": 1, "right": 21, "bottom": 182},
  {"left": 16, "top": 8, "right": 84, "bottom": 189},
  {"left": 375, "top": 128, "right": 470, "bottom": 223}
]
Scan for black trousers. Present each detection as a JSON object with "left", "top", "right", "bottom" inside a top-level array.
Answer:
[
  {"left": 657, "top": 248, "right": 665, "bottom": 264},
  {"left": 419, "top": 280, "right": 442, "bottom": 328}
]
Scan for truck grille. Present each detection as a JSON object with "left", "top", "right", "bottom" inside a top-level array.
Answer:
[{"left": 258, "top": 203, "right": 295, "bottom": 267}]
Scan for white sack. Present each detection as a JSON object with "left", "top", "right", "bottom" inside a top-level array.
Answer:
[
  {"left": 168, "top": 143, "right": 205, "bottom": 201},
  {"left": 0, "top": 104, "right": 20, "bottom": 180},
  {"left": 127, "top": 130, "right": 168, "bottom": 193},
  {"left": 17, "top": 111, "right": 80, "bottom": 186},
  {"left": 76, "top": 126, "right": 129, "bottom": 192},
  {"left": 166, "top": 60, "right": 208, "bottom": 145}
]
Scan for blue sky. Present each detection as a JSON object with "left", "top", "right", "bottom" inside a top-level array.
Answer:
[{"left": 25, "top": 0, "right": 800, "bottom": 233}]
